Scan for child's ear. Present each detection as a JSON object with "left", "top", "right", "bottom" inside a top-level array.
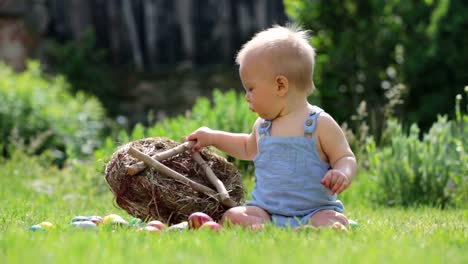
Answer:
[{"left": 275, "top": 75, "right": 288, "bottom": 96}]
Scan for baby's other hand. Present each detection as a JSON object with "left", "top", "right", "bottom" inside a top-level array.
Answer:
[
  {"left": 186, "top": 127, "right": 214, "bottom": 152},
  {"left": 320, "top": 169, "right": 350, "bottom": 195}
]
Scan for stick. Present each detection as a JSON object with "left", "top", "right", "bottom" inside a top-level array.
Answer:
[
  {"left": 127, "top": 146, "right": 235, "bottom": 207},
  {"left": 192, "top": 152, "right": 237, "bottom": 207},
  {"left": 127, "top": 141, "right": 196, "bottom": 175}
]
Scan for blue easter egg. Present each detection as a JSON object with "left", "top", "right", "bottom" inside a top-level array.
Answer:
[{"left": 30, "top": 224, "right": 46, "bottom": 232}]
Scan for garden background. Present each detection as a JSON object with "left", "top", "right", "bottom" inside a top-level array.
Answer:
[{"left": 0, "top": 1, "right": 467, "bottom": 263}]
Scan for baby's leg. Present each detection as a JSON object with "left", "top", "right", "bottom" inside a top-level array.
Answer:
[
  {"left": 221, "top": 206, "right": 270, "bottom": 229},
  {"left": 308, "top": 209, "right": 349, "bottom": 231}
]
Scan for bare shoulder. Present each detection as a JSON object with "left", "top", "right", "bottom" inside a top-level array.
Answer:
[
  {"left": 315, "top": 111, "right": 344, "bottom": 147},
  {"left": 316, "top": 111, "right": 341, "bottom": 131},
  {"left": 315, "top": 111, "right": 354, "bottom": 166}
]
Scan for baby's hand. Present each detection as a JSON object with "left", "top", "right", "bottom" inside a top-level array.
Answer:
[
  {"left": 320, "top": 169, "right": 350, "bottom": 195},
  {"left": 186, "top": 127, "right": 215, "bottom": 152}
]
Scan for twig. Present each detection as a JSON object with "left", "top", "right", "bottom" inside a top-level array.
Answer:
[
  {"left": 192, "top": 152, "right": 237, "bottom": 207},
  {"left": 127, "top": 146, "right": 235, "bottom": 207},
  {"left": 127, "top": 141, "right": 196, "bottom": 175}
]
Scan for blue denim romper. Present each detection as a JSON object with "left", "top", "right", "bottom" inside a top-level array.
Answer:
[{"left": 247, "top": 106, "right": 344, "bottom": 228}]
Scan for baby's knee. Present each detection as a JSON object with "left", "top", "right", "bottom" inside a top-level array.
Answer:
[
  {"left": 221, "top": 207, "right": 244, "bottom": 225},
  {"left": 221, "top": 206, "right": 270, "bottom": 227}
]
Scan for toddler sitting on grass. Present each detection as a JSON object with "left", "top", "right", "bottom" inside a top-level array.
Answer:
[{"left": 188, "top": 24, "right": 357, "bottom": 231}]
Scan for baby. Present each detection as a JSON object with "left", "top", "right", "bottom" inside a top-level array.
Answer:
[{"left": 187, "top": 25, "right": 357, "bottom": 231}]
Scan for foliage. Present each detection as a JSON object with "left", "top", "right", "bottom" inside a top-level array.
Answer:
[
  {"left": 149, "top": 89, "right": 255, "bottom": 140},
  {"left": 0, "top": 61, "right": 107, "bottom": 165},
  {"left": 45, "top": 29, "right": 118, "bottom": 116},
  {"left": 364, "top": 91, "right": 467, "bottom": 207},
  {"left": 342, "top": 81, "right": 406, "bottom": 163},
  {"left": 284, "top": 0, "right": 468, "bottom": 132},
  {"left": 95, "top": 89, "right": 257, "bottom": 173}
]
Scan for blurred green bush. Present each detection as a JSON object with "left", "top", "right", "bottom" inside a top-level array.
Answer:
[
  {"left": 364, "top": 91, "right": 467, "bottom": 208},
  {"left": 284, "top": 0, "right": 468, "bottom": 134},
  {"left": 0, "top": 61, "right": 108, "bottom": 165}
]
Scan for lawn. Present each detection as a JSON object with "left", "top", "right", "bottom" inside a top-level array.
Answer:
[{"left": 0, "top": 153, "right": 466, "bottom": 264}]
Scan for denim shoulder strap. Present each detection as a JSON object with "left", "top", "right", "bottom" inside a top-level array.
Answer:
[
  {"left": 258, "top": 119, "right": 272, "bottom": 137},
  {"left": 304, "top": 107, "right": 323, "bottom": 137}
]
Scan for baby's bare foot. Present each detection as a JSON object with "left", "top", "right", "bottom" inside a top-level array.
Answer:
[
  {"left": 331, "top": 221, "right": 348, "bottom": 233},
  {"left": 249, "top": 223, "right": 265, "bottom": 231}
]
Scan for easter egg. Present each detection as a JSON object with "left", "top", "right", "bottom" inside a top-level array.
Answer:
[
  {"left": 167, "top": 221, "right": 189, "bottom": 232},
  {"left": 348, "top": 219, "right": 359, "bottom": 228},
  {"left": 38, "top": 221, "right": 54, "bottom": 230},
  {"left": 87, "top": 216, "right": 103, "bottom": 225},
  {"left": 146, "top": 220, "right": 167, "bottom": 230},
  {"left": 200, "top": 221, "right": 222, "bottom": 232},
  {"left": 29, "top": 224, "right": 46, "bottom": 232},
  {"left": 188, "top": 212, "right": 213, "bottom": 229},
  {"left": 110, "top": 218, "right": 129, "bottom": 227},
  {"left": 129, "top": 218, "right": 144, "bottom": 227},
  {"left": 72, "top": 221, "right": 98, "bottom": 231},
  {"left": 71, "top": 216, "right": 89, "bottom": 223},
  {"left": 137, "top": 226, "right": 161, "bottom": 233},
  {"left": 103, "top": 214, "right": 123, "bottom": 224}
]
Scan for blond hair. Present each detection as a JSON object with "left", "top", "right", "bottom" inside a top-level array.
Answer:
[{"left": 236, "top": 24, "right": 316, "bottom": 94}]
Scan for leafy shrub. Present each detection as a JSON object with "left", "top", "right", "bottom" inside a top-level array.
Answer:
[
  {"left": 95, "top": 89, "right": 257, "bottom": 174},
  {"left": 284, "top": 0, "right": 468, "bottom": 133},
  {"left": 0, "top": 61, "right": 107, "bottom": 164},
  {"left": 148, "top": 89, "right": 255, "bottom": 138},
  {"left": 342, "top": 82, "right": 406, "bottom": 166},
  {"left": 365, "top": 92, "right": 467, "bottom": 207}
]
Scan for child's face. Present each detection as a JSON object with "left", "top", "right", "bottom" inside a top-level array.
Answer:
[{"left": 239, "top": 55, "right": 282, "bottom": 120}]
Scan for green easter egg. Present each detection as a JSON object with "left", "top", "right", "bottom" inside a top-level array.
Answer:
[
  {"left": 129, "top": 218, "right": 144, "bottom": 227},
  {"left": 349, "top": 219, "right": 359, "bottom": 228}
]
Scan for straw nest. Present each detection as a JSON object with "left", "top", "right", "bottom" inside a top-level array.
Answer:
[{"left": 104, "top": 137, "right": 245, "bottom": 224}]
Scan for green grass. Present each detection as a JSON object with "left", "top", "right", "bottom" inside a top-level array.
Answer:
[{"left": 1, "top": 153, "right": 467, "bottom": 264}]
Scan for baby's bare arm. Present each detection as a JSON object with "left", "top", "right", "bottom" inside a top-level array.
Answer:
[
  {"left": 187, "top": 119, "right": 260, "bottom": 161},
  {"left": 317, "top": 113, "right": 357, "bottom": 194}
]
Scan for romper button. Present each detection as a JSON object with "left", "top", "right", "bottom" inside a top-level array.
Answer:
[{"left": 306, "top": 119, "right": 313, "bottom": 126}]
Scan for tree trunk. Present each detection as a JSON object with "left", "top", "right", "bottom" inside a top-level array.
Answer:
[
  {"left": 144, "top": 0, "right": 157, "bottom": 68},
  {"left": 122, "top": 0, "right": 143, "bottom": 71}
]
